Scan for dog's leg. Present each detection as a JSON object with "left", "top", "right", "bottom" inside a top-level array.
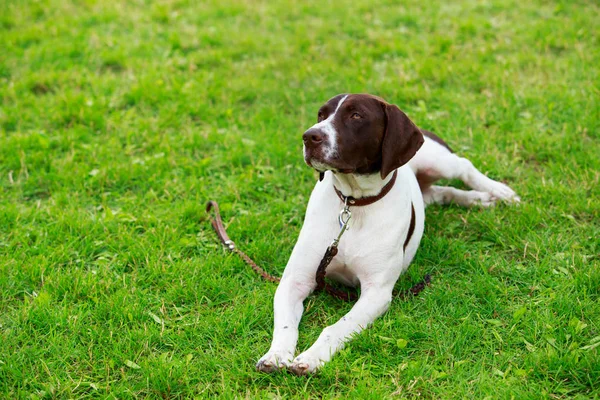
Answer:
[
  {"left": 422, "top": 185, "right": 497, "bottom": 207},
  {"left": 429, "top": 152, "right": 519, "bottom": 202},
  {"left": 412, "top": 140, "right": 519, "bottom": 204},
  {"left": 288, "top": 282, "right": 394, "bottom": 375},
  {"left": 256, "top": 275, "right": 314, "bottom": 373}
]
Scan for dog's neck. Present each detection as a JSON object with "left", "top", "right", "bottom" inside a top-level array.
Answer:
[{"left": 331, "top": 170, "right": 395, "bottom": 199}]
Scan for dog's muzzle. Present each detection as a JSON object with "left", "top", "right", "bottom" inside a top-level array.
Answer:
[{"left": 302, "top": 128, "right": 324, "bottom": 149}]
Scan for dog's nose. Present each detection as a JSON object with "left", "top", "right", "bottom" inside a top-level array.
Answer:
[{"left": 303, "top": 129, "right": 324, "bottom": 147}]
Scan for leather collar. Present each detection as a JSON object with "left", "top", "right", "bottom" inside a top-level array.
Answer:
[{"left": 333, "top": 170, "right": 397, "bottom": 206}]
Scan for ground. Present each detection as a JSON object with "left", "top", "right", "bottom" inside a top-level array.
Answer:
[{"left": 0, "top": 0, "right": 599, "bottom": 398}]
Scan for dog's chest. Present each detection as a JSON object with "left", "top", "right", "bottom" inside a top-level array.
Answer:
[
  {"left": 323, "top": 213, "right": 401, "bottom": 286},
  {"left": 305, "top": 170, "right": 418, "bottom": 286}
]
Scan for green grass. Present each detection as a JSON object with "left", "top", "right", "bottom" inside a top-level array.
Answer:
[{"left": 1, "top": 0, "right": 599, "bottom": 397}]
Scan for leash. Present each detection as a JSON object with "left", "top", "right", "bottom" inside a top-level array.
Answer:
[
  {"left": 206, "top": 201, "right": 280, "bottom": 283},
  {"left": 313, "top": 196, "right": 357, "bottom": 301},
  {"left": 206, "top": 200, "right": 356, "bottom": 301},
  {"left": 205, "top": 173, "right": 431, "bottom": 302}
]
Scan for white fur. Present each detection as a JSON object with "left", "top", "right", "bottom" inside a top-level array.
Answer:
[
  {"left": 256, "top": 134, "right": 519, "bottom": 375},
  {"left": 410, "top": 137, "right": 520, "bottom": 206}
]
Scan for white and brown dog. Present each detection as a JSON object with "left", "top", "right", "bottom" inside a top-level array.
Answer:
[{"left": 256, "top": 93, "right": 519, "bottom": 375}]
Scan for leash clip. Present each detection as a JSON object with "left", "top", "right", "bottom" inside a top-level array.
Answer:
[
  {"left": 338, "top": 206, "right": 351, "bottom": 229},
  {"left": 333, "top": 197, "right": 352, "bottom": 246}
]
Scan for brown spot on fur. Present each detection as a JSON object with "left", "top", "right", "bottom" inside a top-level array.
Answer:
[
  {"left": 403, "top": 203, "right": 416, "bottom": 251},
  {"left": 421, "top": 129, "right": 453, "bottom": 153}
]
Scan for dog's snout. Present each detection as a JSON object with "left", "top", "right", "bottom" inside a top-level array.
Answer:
[{"left": 303, "top": 129, "right": 324, "bottom": 147}]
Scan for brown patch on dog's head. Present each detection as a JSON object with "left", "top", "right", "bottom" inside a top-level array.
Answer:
[{"left": 303, "top": 94, "right": 424, "bottom": 178}]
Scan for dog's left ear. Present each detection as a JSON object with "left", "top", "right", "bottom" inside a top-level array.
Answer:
[{"left": 380, "top": 103, "right": 424, "bottom": 179}]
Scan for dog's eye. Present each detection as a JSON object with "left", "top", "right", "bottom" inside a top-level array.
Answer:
[
  {"left": 317, "top": 112, "right": 325, "bottom": 122},
  {"left": 351, "top": 113, "right": 362, "bottom": 120}
]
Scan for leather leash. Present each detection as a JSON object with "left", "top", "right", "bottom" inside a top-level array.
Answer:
[
  {"left": 206, "top": 201, "right": 280, "bottom": 283},
  {"left": 206, "top": 172, "right": 431, "bottom": 302},
  {"left": 206, "top": 200, "right": 355, "bottom": 300}
]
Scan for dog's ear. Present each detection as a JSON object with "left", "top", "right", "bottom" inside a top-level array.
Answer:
[{"left": 380, "top": 103, "right": 424, "bottom": 179}]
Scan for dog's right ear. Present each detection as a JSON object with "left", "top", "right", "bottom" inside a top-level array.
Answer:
[{"left": 379, "top": 103, "right": 424, "bottom": 179}]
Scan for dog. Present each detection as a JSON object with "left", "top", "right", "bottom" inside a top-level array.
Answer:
[{"left": 256, "top": 93, "right": 519, "bottom": 375}]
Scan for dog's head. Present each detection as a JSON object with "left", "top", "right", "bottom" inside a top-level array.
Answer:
[{"left": 303, "top": 94, "right": 424, "bottom": 179}]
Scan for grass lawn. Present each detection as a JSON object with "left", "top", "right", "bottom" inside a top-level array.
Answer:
[{"left": 1, "top": 0, "right": 599, "bottom": 397}]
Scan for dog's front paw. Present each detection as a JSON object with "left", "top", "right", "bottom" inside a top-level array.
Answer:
[
  {"left": 256, "top": 351, "right": 293, "bottom": 373},
  {"left": 288, "top": 353, "right": 324, "bottom": 376}
]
